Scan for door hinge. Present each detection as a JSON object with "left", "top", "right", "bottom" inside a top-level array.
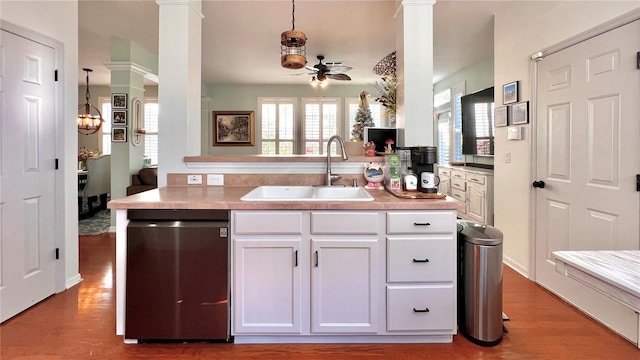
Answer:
[
  {"left": 55, "top": 158, "right": 59, "bottom": 169},
  {"left": 54, "top": 70, "right": 58, "bottom": 81},
  {"left": 55, "top": 248, "right": 60, "bottom": 260}
]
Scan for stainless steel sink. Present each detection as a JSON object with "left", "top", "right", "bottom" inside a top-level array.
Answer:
[{"left": 240, "top": 186, "right": 374, "bottom": 201}]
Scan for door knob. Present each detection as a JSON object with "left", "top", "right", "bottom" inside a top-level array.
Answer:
[{"left": 532, "top": 180, "right": 546, "bottom": 188}]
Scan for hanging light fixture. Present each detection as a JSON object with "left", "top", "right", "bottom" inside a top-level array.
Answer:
[
  {"left": 77, "top": 68, "right": 104, "bottom": 135},
  {"left": 280, "top": 0, "right": 307, "bottom": 69}
]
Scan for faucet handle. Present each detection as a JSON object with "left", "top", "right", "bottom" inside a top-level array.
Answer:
[{"left": 352, "top": 178, "right": 358, "bottom": 187}]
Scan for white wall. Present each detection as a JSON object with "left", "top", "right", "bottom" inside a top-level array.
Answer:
[
  {"left": 1, "top": 0, "right": 80, "bottom": 289},
  {"left": 493, "top": 1, "right": 639, "bottom": 276}
]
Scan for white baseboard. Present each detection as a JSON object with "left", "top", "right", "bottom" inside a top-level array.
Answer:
[
  {"left": 64, "top": 273, "right": 83, "bottom": 290},
  {"left": 503, "top": 256, "right": 530, "bottom": 279}
]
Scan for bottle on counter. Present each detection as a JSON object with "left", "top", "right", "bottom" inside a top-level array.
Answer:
[{"left": 403, "top": 168, "right": 418, "bottom": 191}]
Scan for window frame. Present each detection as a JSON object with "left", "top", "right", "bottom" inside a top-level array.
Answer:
[
  {"left": 257, "top": 97, "right": 297, "bottom": 155},
  {"left": 301, "top": 97, "right": 341, "bottom": 155}
]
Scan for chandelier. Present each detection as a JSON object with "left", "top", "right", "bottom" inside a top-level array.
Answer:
[
  {"left": 77, "top": 68, "right": 104, "bottom": 135},
  {"left": 280, "top": 0, "right": 307, "bottom": 69}
]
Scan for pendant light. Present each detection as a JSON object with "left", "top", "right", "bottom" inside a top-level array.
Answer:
[
  {"left": 77, "top": 68, "right": 104, "bottom": 135},
  {"left": 280, "top": 0, "right": 307, "bottom": 69}
]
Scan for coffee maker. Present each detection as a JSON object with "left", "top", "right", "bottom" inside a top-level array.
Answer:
[{"left": 410, "top": 146, "right": 439, "bottom": 193}]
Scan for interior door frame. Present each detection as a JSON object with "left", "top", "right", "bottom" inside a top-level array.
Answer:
[
  {"left": 1, "top": 20, "right": 66, "bottom": 293},
  {"left": 528, "top": 8, "right": 640, "bottom": 281}
]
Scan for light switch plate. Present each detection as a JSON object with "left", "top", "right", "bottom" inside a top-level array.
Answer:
[
  {"left": 207, "top": 174, "right": 224, "bottom": 186},
  {"left": 187, "top": 174, "right": 203, "bottom": 185}
]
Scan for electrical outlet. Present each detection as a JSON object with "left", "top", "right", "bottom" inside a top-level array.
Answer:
[
  {"left": 187, "top": 174, "right": 202, "bottom": 185},
  {"left": 207, "top": 174, "right": 224, "bottom": 186}
]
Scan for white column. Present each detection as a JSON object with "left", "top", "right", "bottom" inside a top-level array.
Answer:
[
  {"left": 156, "top": 0, "right": 203, "bottom": 187},
  {"left": 396, "top": 0, "right": 435, "bottom": 147}
]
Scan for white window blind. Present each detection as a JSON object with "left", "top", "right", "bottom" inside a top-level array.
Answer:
[
  {"left": 144, "top": 100, "right": 159, "bottom": 165},
  {"left": 453, "top": 91, "right": 463, "bottom": 162},
  {"left": 259, "top": 98, "right": 295, "bottom": 155},
  {"left": 302, "top": 98, "right": 341, "bottom": 155},
  {"left": 437, "top": 111, "right": 451, "bottom": 165},
  {"left": 99, "top": 99, "right": 112, "bottom": 155}
]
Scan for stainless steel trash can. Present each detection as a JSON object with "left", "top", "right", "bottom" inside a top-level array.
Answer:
[{"left": 457, "top": 220, "right": 504, "bottom": 346}]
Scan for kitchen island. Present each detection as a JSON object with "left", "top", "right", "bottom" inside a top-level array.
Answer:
[{"left": 108, "top": 186, "right": 464, "bottom": 344}]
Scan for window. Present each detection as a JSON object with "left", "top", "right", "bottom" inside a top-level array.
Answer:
[
  {"left": 144, "top": 99, "right": 159, "bottom": 165},
  {"left": 434, "top": 82, "right": 465, "bottom": 164},
  {"left": 345, "top": 97, "right": 383, "bottom": 139},
  {"left": 302, "top": 98, "right": 341, "bottom": 155},
  {"left": 259, "top": 98, "right": 295, "bottom": 155},
  {"left": 99, "top": 98, "right": 112, "bottom": 155}
]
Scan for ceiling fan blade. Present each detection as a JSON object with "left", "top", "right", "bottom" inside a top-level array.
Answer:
[
  {"left": 327, "top": 65, "right": 352, "bottom": 73},
  {"left": 305, "top": 65, "right": 319, "bottom": 72},
  {"left": 284, "top": 72, "right": 315, "bottom": 77},
  {"left": 326, "top": 73, "right": 351, "bottom": 81}
]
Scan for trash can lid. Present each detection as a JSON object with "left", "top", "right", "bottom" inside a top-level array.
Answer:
[{"left": 457, "top": 220, "right": 503, "bottom": 245}]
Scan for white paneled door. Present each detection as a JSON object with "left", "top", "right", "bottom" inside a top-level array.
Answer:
[
  {"left": 0, "top": 29, "right": 57, "bottom": 322},
  {"left": 534, "top": 20, "right": 640, "bottom": 341}
]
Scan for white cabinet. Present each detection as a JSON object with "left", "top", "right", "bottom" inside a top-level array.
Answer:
[
  {"left": 232, "top": 211, "right": 303, "bottom": 334},
  {"left": 439, "top": 166, "right": 494, "bottom": 225},
  {"left": 385, "top": 210, "right": 457, "bottom": 334},
  {"left": 438, "top": 167, "right": 451, "bottom": 196},
  {"left": 232, "top": 209, "right": 457, "bottom": 342}
]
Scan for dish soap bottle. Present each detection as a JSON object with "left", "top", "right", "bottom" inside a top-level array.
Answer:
[{"left": 403, "top": 168, "right": 418, "bottom": 191}]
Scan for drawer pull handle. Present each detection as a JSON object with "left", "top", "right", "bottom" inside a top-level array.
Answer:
[
  {"left": 412, "top": 258, "right": 430, "bottom": 263},
  {"left": 295, "top": 250, "right": 298, "bottom": 267},
  {"left": 315, "top": 250, "right": 319, "bottom": 267},
  {"left": 413, "top": 222, "right": 431, "bottom": 226},
  {"left": 413, "top": 307, "right": 430, "bottom": 313}
]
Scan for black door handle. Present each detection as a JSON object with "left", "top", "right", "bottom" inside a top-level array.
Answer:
[{"left": 532, "top": 180, "right": 545, "bottom": 188}]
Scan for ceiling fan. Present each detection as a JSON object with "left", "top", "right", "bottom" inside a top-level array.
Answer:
[
  {"left": 307, "top": 55, "right": 352, "bottom": 81},
  {"left": 288, "top": 55, "right": 352, "bottom": 85}
]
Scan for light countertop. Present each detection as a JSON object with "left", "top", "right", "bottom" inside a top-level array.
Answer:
[{"left": 107, "top": 186, "right": 464, "bottom": 211}]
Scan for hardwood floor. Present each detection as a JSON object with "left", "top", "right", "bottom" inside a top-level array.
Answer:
[{"left": 1, "top": 233, "right": 638, "bottom": 359}]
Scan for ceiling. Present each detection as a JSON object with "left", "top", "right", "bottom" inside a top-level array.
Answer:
[{"left": 79, "top": 0, "right": 497, "bottom": 87}]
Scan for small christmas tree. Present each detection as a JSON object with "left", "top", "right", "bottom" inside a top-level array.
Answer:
[{"left": 351, "top": 91, "right": 375, "bottom": 141}]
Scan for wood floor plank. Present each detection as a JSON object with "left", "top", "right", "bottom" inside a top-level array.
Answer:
[{"left": 1, "top": 233, "right": 638, "bottom": 359}]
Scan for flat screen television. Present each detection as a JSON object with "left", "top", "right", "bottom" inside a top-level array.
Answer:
[
  {"left": 364, "top": 127, "right": 397, "bottom": 153},
  {"left": 461, "top": 87, "right": 495, "bottom": 156}
]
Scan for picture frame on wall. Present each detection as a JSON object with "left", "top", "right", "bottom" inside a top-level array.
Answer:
[
  {"left": 512, "top": 101, "right": 529, "bottom": 125},
  {"left": 112, "top": 127, "right": 127, "bottom": 142},
  {"left": 503, "top": 81, "right": 519, "bottom": 105},
  {"left": 494, "top": 106, "right": 508, "bottom": 127},
  {"left": 112, "top": 110, "right": 127, "bottom": 125},
  {"left": 112, "top": 93, "right": 128, "bottom": 109},
  {"left": 212, "top": 111, "right": 255, "bottom": 146}
]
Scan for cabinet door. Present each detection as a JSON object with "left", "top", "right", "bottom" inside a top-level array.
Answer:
[
  {"left": 311, "top": 238, "right": 379, "bottom": 334},
  {"left": 233, "top": 238, "right": 302, "bottom": 334},
  {"left": 439, "top": 176, "right": 451, "bottom": 196},
  {"left": 467, "top": 183, "right": 486, "bottom": 223}
]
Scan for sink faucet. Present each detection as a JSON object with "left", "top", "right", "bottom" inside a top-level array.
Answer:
[{"left": 326, "top": 135, "right": 348, "bottom": 186}]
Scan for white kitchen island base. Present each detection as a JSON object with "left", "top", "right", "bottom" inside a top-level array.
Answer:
[{"left": 233, "top": 335, "right": 453, "bottom": 344}]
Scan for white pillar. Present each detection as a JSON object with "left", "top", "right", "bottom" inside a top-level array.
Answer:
[
  {"left": 156, "top": 0, "right": 203, "bottom": 187},
  {"left": 396, "top": 0, "right": 435, "bottom": 147}
]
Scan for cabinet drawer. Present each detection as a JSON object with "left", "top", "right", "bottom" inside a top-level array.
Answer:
[
  {"left": 387, "top": 237, "right": 455, "bottom": 282},
  {"left": 451, "top": 178, "right": 466, "bottom": 191},
  {"left": 387, "top": 211, "right": 455, "bottom": 234},
  {"left": 311, "top": 212, "right": 379, "bottom": 235},
  {"left": 234, "top": 211, "right": 303, "bottom": 235},
  {"left": 467, "top": 174, "right": 486, "bottom": 185},
  {"left": 450, "top": 188, "right": 466, "bottom": 203},
  {"left": 387, "top": 285, "right": 456, "bottom": 332},
  {"left": 438, "top": 168, "right": 451, "bottom": 177},
  {"left": 451, "top": 170, "right": 466, "bottom": 180}
]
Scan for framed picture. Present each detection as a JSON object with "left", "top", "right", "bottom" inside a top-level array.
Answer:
[
  {"left": 212, "top": 111, "right": 255, "bottom": 146},
  {"left": 112, "top": 93, "right": 128, "bottom": 109},
  {"left": 112, "top": 127, "right": 127, "bottom": 142},
  {"left": 512, "top": 101, "right": 529, "bottom": 125},
  {"left": 112, "top": 110, "right": 127, "bottom": 125},
  {"left": 503, "top": 81, "right": 519, "bottom": 105},
  {"left": 494, "top": 106, "right": 508, "bottom": 127}
]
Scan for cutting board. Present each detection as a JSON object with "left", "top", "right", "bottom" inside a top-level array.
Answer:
[{"left": 385, "top": 188, "right": 446, "bottom": 199}]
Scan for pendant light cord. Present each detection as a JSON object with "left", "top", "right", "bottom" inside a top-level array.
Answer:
[{"left": 291, "top": 0, "right": 296, "bottom": 30}]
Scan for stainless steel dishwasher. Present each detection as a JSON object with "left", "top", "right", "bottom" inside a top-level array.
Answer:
[{"left": 125, "top": 209, "right": 230, "bottom": 342}]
